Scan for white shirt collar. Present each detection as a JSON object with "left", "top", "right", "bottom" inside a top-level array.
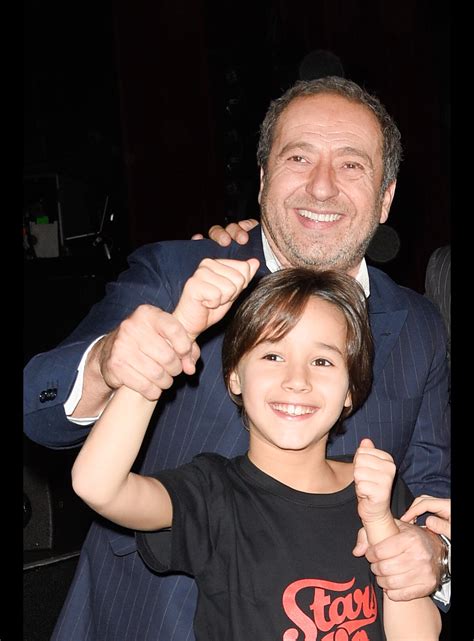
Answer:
[{"left": 261, "top": 228, "right": 370, "bottom": 298}]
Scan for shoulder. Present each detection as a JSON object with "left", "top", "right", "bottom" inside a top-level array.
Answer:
[
  {"left": 368, "top": 265, "right": 442, "bottom": 319},
  {"left": 426, "top": 245, "right": 451, "bottom": 281},
  {"left": 161, "top": 453, "right": 234, "bottom": 486},
  {"left": 126, "top": 227, "right": 265, "bottom": 283},
  {"left": 428, "top": 244, "right": 451, "bottom": 265}
]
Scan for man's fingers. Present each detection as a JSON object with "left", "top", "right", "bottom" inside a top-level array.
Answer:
[
  {"left": 208, "top": 219, "right": 259, "bottom": 246},
  {"left": 98, "top": 306, "right": 198, "bottom": 397},
  {"left": 400, "top": 496, "right": 450, "bottom": 523},
  {"left": 237, "top": 218, "right": 259, "bottom": 231},
  {"left": 352, "top": 526, "right": 369, "bottom": 557},
  {"left": 425, "top": 514, "right": 451, "bottom": 538},
  {"left": 181, "top": 342, "right": 201, "bottom": 376},
  {"left": 208, "top": 225, "right": 232, "bottom": 246},
  {"left": 231, "top": 219, "right": 259, "bottom": 244}
]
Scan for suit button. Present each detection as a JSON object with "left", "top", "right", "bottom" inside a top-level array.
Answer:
[{"left": 39, "top": 388, "right": 58, "bottom": 403}]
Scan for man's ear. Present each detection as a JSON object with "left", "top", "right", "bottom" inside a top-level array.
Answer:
[
  {"left": 229, "top": 370, "right": 242, "bottom": 395},
  {"left": 379, "top": 180, "right": 396, "bottom": 224},
  {"left": 257, "top": 167, "right": 265, "bottom": 205}
]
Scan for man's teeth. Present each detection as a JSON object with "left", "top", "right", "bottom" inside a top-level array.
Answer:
[
  {"left": 298, "top": 210, "right": 341, "bottom": 222},
  {"left": 271, "top": 403, "right": 316, "bottom": 416}
]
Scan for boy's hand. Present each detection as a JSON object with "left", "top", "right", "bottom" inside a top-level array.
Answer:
[
  {"left": 353, "top": 438, "right": 396, "bottom": 525},
  {"left": 173, "top": 258, "right": 259, "bottom": 339}
]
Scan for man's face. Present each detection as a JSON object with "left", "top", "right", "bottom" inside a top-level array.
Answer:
[{"left": 259, "top": 93, "right": 396, "bottom": 275}]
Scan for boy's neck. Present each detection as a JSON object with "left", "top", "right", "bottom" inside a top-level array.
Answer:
[{"left": 247, "top": 445, "right": 353, "bottom": 494}]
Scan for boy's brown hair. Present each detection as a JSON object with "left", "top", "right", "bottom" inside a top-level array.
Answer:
[{"left": 222, "top": 268, "right": 374, "bottom": 434}]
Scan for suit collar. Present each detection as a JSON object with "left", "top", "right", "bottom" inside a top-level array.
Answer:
[
  {"left": 366, "top": 266, "right": 408, "bottom": 377},
  {"left": 230, "top": 236, "right": 409, "bottom": 377}
]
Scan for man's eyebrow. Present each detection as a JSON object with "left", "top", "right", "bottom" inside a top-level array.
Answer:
[
  {"left": 277, "top": 142, "right": 373, "bottom": 168},
  {"left": 277, "top": 141, "right": 317, "bottom": 157},
  {"left": 335, "top": 146, "right": 373, "bottom": 168}
]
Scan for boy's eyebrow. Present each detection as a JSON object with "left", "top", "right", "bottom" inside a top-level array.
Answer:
[
  {"left": 259, "top": 338, "right": 345, "bottom": 357},
  {"left": 314, "top": 341, "right": 344, "bottom": 357}
]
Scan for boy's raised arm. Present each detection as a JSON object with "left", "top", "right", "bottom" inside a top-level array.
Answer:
[
  {"left": 354, "top": 439, "right": 441, "bottom": 640},
  {"left": 71, "top": 258, "right": 259, "bottom": 531}
]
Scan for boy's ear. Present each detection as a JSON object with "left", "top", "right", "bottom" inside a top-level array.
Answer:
[
  {"left": 344, "top": 390, "right": 352, "bottom": 408},
  {"left": 229, "top": 371, "right": 242, "bottom": 395}
]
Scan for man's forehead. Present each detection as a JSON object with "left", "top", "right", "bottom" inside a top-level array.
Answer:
[{"left": 274, "top": 93, "right": 382, "bottom": 148}]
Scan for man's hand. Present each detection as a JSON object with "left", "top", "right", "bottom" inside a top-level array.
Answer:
[
  {"left": 191, "top": 218, "right": 259, "bottom": 246},
  {"left": 173, "top": 258, "right": 259, "bottom": 339},
  {"left": 352, "top": 520, "right": 443, "bottom": 601},
  {"left": 401, "top": 495, "right": 451, "bottom": 539},
  {"left": 76, "top": 258, "right": 258, "bottom": 416},
  {"left": 95, "top": 306, "right": 201, "bottom": 401}
]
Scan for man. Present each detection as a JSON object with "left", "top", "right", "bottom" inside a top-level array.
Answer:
[{"left": 24, "top": 77, "right": 450, "bottom": 641}]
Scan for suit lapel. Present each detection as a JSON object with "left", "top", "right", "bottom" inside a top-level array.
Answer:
[
  {"left": 231, "top": 240, "right": 408, "bottom": 377},
  {"left": 369, "top": 308, "right": 408, "bottom": 378},
  {"left": 367, "top": 267, "right": 408, "bottom": 378}
]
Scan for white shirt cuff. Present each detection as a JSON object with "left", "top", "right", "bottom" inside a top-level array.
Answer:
[
  {"left": 64, "top": 335, "right": 106, "bottom": 424},
  {"left": 433, "top": 580, "right": 450, "bottom": 606}
]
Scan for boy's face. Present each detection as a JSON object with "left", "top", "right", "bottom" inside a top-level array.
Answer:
[{"left": 229, "top": 297, "right": 352, "bottom": 454}]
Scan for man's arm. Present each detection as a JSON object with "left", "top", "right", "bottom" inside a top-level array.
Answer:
[
  {"left": 71, "top": 258, "right": 259, "bottom": 529},
  {"left": 353, "top": 309, "right": 450, "bottom": 607},
  {"left": 71, "top": 305, "right": 202, "bottom": 419},
  {"left": 354, "top": 439, "right": 441, "bottom": 640},
  {"left": 24, "top": 242, "right": 199, "bottom": 448}
]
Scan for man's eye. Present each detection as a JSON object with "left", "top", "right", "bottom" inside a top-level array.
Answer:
[
  {"left": 343, "top": 162, "right": 363, "bottom": 170},
  {"left": 263, "top": 354, "right": 284, "bottom": 362},
  {"left": 289, "top": 155, "right": 307, "bottom": 163}
]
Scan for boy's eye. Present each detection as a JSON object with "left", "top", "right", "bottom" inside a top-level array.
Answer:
[
  {"left": 263, "top": 354, "right": 284, "bottom": 362},
  {"left": 312, "top": 358, "right": 332, "bottom": 367}
]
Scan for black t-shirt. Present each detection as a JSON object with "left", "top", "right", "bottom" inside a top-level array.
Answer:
[{"left": 136, "top": 453, "right": 412, "bottom": 641}]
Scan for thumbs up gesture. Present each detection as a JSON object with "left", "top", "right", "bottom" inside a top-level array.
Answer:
[{"left": 353, "top": 438, "right": 397, "bottom": 526}]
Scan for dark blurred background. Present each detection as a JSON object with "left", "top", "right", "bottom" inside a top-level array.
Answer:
[{"left": 23, "top": 1, "right": 450, "bottom": 639}]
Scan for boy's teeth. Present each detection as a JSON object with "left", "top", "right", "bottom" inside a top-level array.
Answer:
[{"left": 272, "top": 403, "right": 316, "bottom": 415}]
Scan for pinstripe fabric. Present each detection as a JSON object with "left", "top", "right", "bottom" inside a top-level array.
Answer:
[
  {"left": 425, "top": 245, "right": 451, "bottom": 360},
  {"left": 24, "top": 228, "right": 450, "bottom": 641}
]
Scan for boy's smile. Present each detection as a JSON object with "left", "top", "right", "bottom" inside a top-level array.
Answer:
[{"left": 230, "top": 296, "right": 352, "bottom": 457}]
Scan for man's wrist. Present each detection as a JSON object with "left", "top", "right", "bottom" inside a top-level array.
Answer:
[
  {"left": 437, "top": 533, "right": 451, "bottom": 586},
  {"left": 420, "top": 525, "right": 446, "bottom": 591}
]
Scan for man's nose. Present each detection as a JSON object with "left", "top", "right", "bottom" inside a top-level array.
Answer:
[{"left": 304, "top": 162, "right": 339, "bottom": 201}]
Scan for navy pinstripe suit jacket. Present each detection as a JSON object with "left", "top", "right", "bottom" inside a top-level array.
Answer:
[{"left": 24, "top": 227, "right": 450, "bottom": 641}]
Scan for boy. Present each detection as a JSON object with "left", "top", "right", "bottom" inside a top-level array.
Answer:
[{"left": 72, "top": 258, "right": 441, "bottom": 640}]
